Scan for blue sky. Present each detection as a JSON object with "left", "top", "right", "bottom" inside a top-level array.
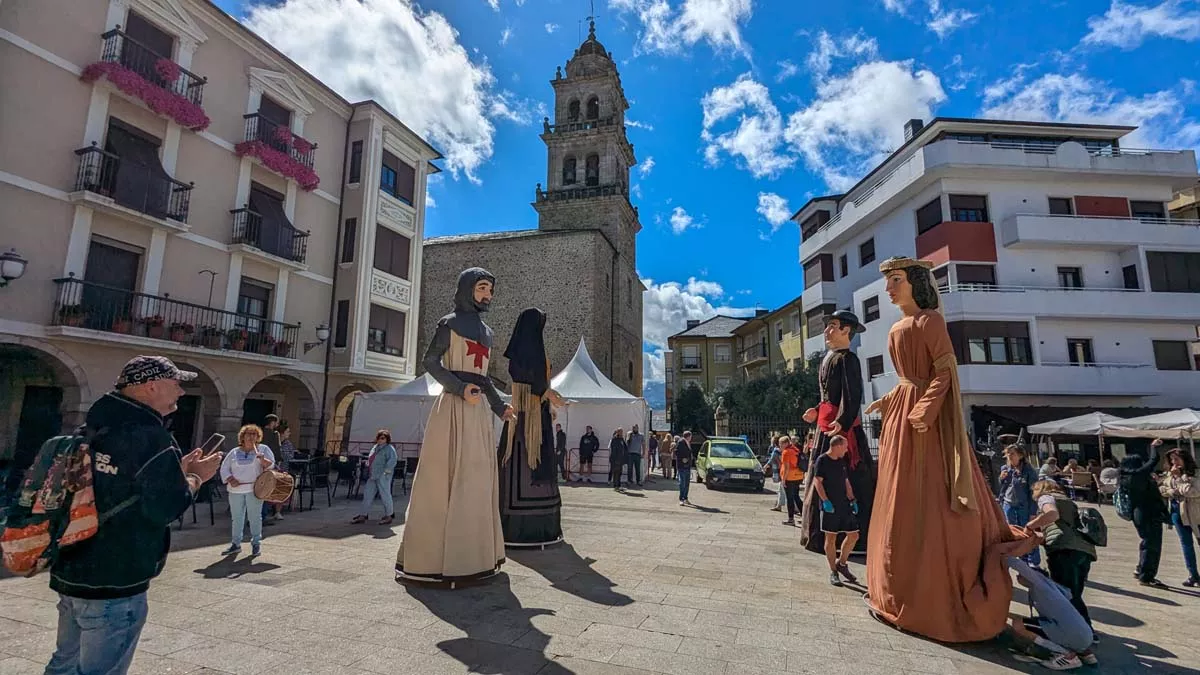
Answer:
[{"left": 215, "top": 0, "right": 1200, "bottom": 396}]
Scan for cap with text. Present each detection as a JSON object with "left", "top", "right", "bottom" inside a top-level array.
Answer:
[{"left": 115, "top": 355, "right": 198, "bottom": 389}]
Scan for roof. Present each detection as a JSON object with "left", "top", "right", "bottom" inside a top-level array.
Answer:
[
  {"left": 732, "top": 297, "right": 804, "bottom": 334},
  {"left": 789, "top": 193, "right": 844, "bottom": 221},
  {"left": 550, "top": 339, "right": 640, "bottom": 402},
  {"left": 669, "top": 315, "right": 749, "bottom": 340}
]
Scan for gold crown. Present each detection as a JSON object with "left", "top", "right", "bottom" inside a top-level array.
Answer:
[{"left": 878, "top": 256, "right": 934, "bottom": 273}]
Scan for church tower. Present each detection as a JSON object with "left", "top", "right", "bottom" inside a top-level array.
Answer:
[{"left": 534, "top": 19, "right": 641, "bottom": 263}]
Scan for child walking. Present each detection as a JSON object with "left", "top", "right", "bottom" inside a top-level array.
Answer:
[{"left": 813, "top": 435, "right": 860, "bottom": 587}]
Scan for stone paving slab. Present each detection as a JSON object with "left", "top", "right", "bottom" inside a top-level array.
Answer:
[{"left": 2, "top": 475, "right": 1200, "bottom": 674}]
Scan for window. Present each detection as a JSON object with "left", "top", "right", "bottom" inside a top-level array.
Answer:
[
  {"left": 1067, "top": 338, "right": 1094, "bottom": 365},
  {"left": 839, "top": 254, "right": 848, "bottom": 278},
  {"left": 1130, "top": 200, "right": 1166, "bottom": 219},
  {"left": 863, "top": 296, "right": 880, "bottom": 323},
  {"left": 373, "top": 226, "right": 412, "bottom": 280},
  {"left": 949, "top": 194, "right": 989, "bottom": 222},
  {"left": 867, "top": 355, "right": 884, "bottom": 379},
  {"left": 340, "top": 218, "right": 357, "bottom": 264},
  {"left": 586, "top": 96, "right": 600, "bottom": 120},
  {"left": 715, "top": 376, "right": 731, "bottom": 390},
  {"left": 805, "top": 306, "right": 833, "bottom": 337},
  {"left": 714, "top": 344, "right": 732, "bottom": 363},
  {"left": 1153, "top": 340, "right": 1192, "bottom": 371},
  {"left": 916, "top": 197, "right": 943, "bottom": 235},
  {"left": 82, "top": 238, "right": 141, "bottom": 328},
  {"left": 967, "top": 337, "right": 1032, "bottom": 365},
  {"left": 956, "top": 264, "right": 996, "bottom": 287},
  {"left": 859, "top": 238, "right": 876, "bottom": 266},
  {"left": 804, "top": 255, "right": 833, "bottom": 288},
  {"left": 236, "top": 278, "right": 272, "bottom": 334},
  {"left": 334, "top": 300, "right": 350, "bottom": 348},
  {"left": 257, "top": 96, "right": 291, "bottom": 128},
  {"left": 932, "top": 265, "right": 949, "bottom": 290},
  {"left": 367, "top": 305, "right": 406, "bottom": 357},
  {"left": 629, "top": 361, "right": 634, "bottom": 381},
  {"left": 1146, "top": 252, "right": 1200, "bottom": 293},
  {"left": 950, "top": 321, "right": 1032, "bottom": 366},
  {"left": 585, "top": 154, "right": 600, "bottom": 186},
  {"left": 122, "top": 12, "right": 174, "bottom": 83},
  {"left": 790, "top": 312, "right": 801, "bottom": 333},
  {"left": 1048, "top": 197, "right": 1073, "bottom": 215},
  {"left": 568, "top": 100, "right": 580, "bottom": 121},
  {"left": 562, "top": 156, "right": 577, "bottom": 185},
  {"left": 1122, "top": 264, "right": 1140, "bottom": 290},
  {"left": 348, "top": 141, "right": 363, "bottom": 184},
  {"left": 775, "top": 321, "right": 783, "bottom": 342},
  {"left": 380, "top": 150, "right": 416, "bottom": 205},
  {"left": 1057, "top": 266, "right": 1083, "bottom": 289}
]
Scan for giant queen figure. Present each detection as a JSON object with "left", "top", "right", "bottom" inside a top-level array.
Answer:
[
  {"left": 396, "top": 268, "right": 514, "bottom": 588},
  {"left": 865, "top": 257, "right": 1033, "bottom": 642}
]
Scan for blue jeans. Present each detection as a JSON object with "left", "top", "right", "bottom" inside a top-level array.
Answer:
[
  {"left": 1171, "top": 502, "right": 1200, "bottom": 580},
  {"left": 678, "top": 468, "right": 691, "bottom": 501},
  {"left": 627, "top": 455, "right": 643, "bottom": 484},
  {"left": 46, "top": 593, "right": 148, "bottom": 675},
  {"left": 359, "top": 475, "right": 394, "bottom": 517},
  {"left": 229, "top": 491, "right": 264, "bottom": 548},
  {"left": 1003, "top": 501, "right": 1041, "bottom": 567}
]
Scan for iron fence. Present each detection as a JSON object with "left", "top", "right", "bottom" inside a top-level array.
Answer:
[
  {"left": 243, "top": 113, "right": 317, "bottom": 168},
  {"left": 74, "top": 144, "right": 192, "bottom": 222},
  {"left": 230, "top": 208, "right": 309, "bottom": 263},
  {"left": 99, "top": 28, "right": 207, "bottom": 105}
]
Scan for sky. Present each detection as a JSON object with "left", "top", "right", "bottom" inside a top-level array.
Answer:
[{"left": 214, "top": 0, "right": 1200, "bottom": 403}]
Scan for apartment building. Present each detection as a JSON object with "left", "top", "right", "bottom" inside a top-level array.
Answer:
[
  {"left": 0, "top": 0, "right": 438, "bottom": 458},
  {"left": 664, "top": 315, "right": 748, "bottom": 421},
  {"left": 731, "top": 294, "right": 805, "bottom": 382},
  {"left": 794, "top": 117, "right": 1200, "bottom": 438}
]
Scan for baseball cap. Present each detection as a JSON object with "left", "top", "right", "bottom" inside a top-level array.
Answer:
[{"left": 115, "top": 355, "right": 198, "bottom": 389}]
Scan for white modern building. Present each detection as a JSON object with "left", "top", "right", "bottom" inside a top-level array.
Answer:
[{"left": 793, "top": 117, "right": 1200, "bottom": 437}]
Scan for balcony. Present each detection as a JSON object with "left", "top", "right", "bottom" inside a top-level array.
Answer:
[
  {"left": 536, "top": 182, "right": 629, "bottom": 203},
  {"left": 1000, "top": 213, "right": 1200, "bottom": 250},
  {"left": 940, "top": 284, "right": 1200, "bottom": 322},
  {"left": 71, "top": 144, "right": 192, "bottom": 226},
  {"left": 680, "top": 355, "right": 702, "bottom": 371},
  {"left": 957, "top": 363, "right": 1160, "bottom": 397},
  {"left": 802, "top": 281, "right": 838, "bottom": 312},
  {"left": 230, "top": 208, "right": 309, "bottom": 266},
  {"left": 740, "top": 342, "right": 769, "bottom": 366},
  {"left": 82, "top": 29, "right": 210, "bottom": 131},
  {"left": 915, "top": 221, "right": 997, "bottom": 266},
  {"left": 49, "top": 277, "right": 300, "bottom": 359},
  {"left": 543, "top": 116, "right": 617, "bottom": 134},
  {"left": 235, "top": 114, "right": 319, "bottom": 191}
]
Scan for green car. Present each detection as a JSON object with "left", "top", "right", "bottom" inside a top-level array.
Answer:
[{"left": 696, "top": 436, "right": 765, "bottom": 491}]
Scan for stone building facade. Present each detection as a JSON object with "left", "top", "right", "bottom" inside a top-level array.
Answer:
[{"left": 418, "top": 21, "right": 643, "bottom": 395}]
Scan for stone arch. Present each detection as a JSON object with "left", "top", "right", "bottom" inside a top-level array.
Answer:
[
  {"left": 329, "top": 382, "right": 376, "bottom": 454},
  {"left": 0, "top": 337, "right": 90, "bottom": 480},
  {"left": 562, "top": 155, "right": 577, "bottom": 185},
  {"left": 585, "top": 153, "right": 600, "bottom": 186},
  {"left": 244, "top": 371, "right": 319, "bottom": 451},
  {"left": 168, "top": 359, "right": 228, "bottom": 449},
  {"left": 567, "top": 99, "right": 580, "bottom": 121},
  {"left": 0, "top": 335, "right": 92, "bottom": 406},
  {"left": 586, "top": 96, "right": 600, "bottom": 120}
]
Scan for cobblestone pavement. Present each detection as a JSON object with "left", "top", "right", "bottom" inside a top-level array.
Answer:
[{"left": 2, "top": 474, "right": 1199, "bottom": 674}]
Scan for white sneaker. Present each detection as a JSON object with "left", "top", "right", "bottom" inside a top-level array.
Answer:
[{"left": 1043, "top": 653, "right": 1082, "bottom": 671}]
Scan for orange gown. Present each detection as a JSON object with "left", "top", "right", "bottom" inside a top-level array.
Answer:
[{"left": 866, "top": 309, "right": 1032, "bottom": 643}]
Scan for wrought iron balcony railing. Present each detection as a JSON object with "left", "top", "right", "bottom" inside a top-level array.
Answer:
[
  {"left": 74, "top": 144, "right": 193, "bottom": 223},
  {"left": 536, "top": 182, "right": 628, "bottom": 203},
  {"left": 52, "top": 276, "right": 300, "bottom": 359},
  {"left": 100, "top": 28, "right": 207, "bottom": 105},
  {"left": 740, "top": 342, "right": 769, "bottom": 365},
  {"left": 230, "top": 208, "right": 310, "bottom": 264},
  {"left": 243, "top": 113, "right": 317, "bottom": 169},
  {"left": 680, "top": 356, "right": 703, "bottom": 370},
  {"left": 543, "top": 116, "right": 617, "bottom": 134}
]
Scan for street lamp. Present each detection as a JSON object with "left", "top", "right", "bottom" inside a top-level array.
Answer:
[
  {"left": 0, "top": 248, "right": 28, "bottom": 288},
  {"left": 304, "top": 323, "right": 330, "bottom": 353}
]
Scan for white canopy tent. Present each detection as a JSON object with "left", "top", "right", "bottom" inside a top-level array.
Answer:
[
  {"left": 1026, "top": 412, "right": 1125, "bottom": 437},
  {"left": 551, "top": 339, "right": 650, "bottom": 466},
  {"left": 1101, "top": 409, "right": 1200, "bottom": 459},
  {"left": 348, "top": 373, "right": 509, "bottom": 454}
]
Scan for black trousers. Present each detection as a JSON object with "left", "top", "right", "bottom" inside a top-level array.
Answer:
[
  {"left": 610, "top": 459, "right": 624, "bottom": 488},
  {"left": 1132, "top": 506, "right": 1164, "bottom": 581},
  {"left": 1047, "top": 549, "right": 1093, "bottom": 628},
  {"left": 784, "top": 480, "right": 802, "bottom": 520}
]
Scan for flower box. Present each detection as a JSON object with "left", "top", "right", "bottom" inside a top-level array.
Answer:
[
  {"left": 169, "top": 322, "right": 194, "bottom": 343},
  {"left": 234, "top": 140, "right": 319, "bottom": 191},
  {"left": 81, "top": 61, "right": 210, "bottom": 131},
  {"left": 273, "top": 341, "right": 292, "bottom": 357},
  {"left": 58, "top": 305, "right": 88, "bottom": 327},
  {"left": 111, "top": 318, "right": 134, "bottom": 334}
]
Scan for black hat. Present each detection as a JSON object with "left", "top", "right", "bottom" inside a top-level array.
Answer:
[
  {"left": 115, "top": 355, "right": 198, "bottom": 389},
  {"left": 823, "top": 310, "right": 866, "bottom": 335}
]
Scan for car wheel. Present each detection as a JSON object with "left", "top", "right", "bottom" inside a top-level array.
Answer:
[
  {"left": 704, "top": 474, "right": 715, "bottom": 490},
  {"left": 695, "top": 472, "right": 703, "bottom": 484},
  {"left": 755, "top": 483, "right": 764, "bottom": 492}
]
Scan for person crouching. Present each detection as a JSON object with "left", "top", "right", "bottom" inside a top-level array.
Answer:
[{"left": 813, "top": 434, "right": 860, "bottom": 587}]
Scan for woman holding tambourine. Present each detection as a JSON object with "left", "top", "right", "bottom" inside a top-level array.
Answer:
[{"left": 219, "top": 424, "right": 275, "bottom": 557}]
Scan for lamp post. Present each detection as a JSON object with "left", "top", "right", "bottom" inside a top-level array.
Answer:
[
  {"left": 198, "top": 269, "right": 218, "bottom": 307},
  {"left": 0, "top": 248, "right": 28, "bottom": 288},
  {"left": 304, "top": 323, "right": 330, "bottom": 354}
]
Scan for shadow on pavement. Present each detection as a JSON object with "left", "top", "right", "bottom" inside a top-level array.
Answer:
[
  {"left": 1087, "top": 579, "right": 1181, "bottom": 606},
  {"left": 508, "top": 541, "right": 633, "bottom": 608},
  {"left": 193, "top": 556, "right": 280, "bottom": 580}
]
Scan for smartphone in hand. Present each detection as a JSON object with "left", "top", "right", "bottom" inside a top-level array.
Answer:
[{"left": 200, "top": 433, "right": 225, "bottom": 456}]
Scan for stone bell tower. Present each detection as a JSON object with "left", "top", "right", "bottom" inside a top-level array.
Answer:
[{"left": 534, "top": 19, "right": 641, "bottom": 264}]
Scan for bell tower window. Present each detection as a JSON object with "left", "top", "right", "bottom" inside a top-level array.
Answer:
[
  {"left": 563, "top": 156, "right": 577, "bottom": 185},
  {"left": 586, "top": 96, "right": 600, "bottom": 120},
  {"left": 568, "top": 100, "right": 580, "bottom": 122},
  {"left": 585, "top": 154, "right": 599, "bottom": 186}
]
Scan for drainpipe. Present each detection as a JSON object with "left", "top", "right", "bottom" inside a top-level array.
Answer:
[{"left": 315, "top": 112, "right": 353, "bottom": 455}]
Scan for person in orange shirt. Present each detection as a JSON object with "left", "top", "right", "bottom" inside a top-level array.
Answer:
[{"left": 780, "top": 435, "right": 805, "bottom": 526}]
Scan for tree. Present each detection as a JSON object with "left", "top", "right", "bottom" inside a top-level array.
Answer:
[
  {"left": 672, "top": 384, "right": 713, "bottom": 434},
  {"left": 721, "top": 353, "right": 824, "bottom": 419}
]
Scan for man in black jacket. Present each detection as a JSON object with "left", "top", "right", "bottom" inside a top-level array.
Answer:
[
  {"left": 1121, "top": 439, "right": 1170, "bottom": 588},
  {"left": 46, "top": 356, "right": 223, "bottom": 675},
  {"left": 578, "top": 426, "right": 599, "bottom": 483},
  {"left": 555, "top": 423, "right": 568, "bottom": 481}
]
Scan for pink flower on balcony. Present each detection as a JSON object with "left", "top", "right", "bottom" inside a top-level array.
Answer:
[
  {"left": 292, "top": 135, "right": 313, "bottom": 154},
  {"left": 235, "top": 140, "right": 320, "bottom": 191},
  {"left": 273, "top": 125, "right": 293, "bottom": 147},
  {"left": 82, "top": 61, "right": 210, "bottom": 131},
  {"left": 154, "top": 58, "right": 181, "bottom": 84}
]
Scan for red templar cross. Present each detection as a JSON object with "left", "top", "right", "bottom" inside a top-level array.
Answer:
[{"left": 464, "top": 339, "right": 490, "bottom": 369}]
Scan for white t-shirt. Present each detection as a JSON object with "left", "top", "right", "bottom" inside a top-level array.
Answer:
[{"left": 219, "top": 444, "right": 276, "bottom": 494}]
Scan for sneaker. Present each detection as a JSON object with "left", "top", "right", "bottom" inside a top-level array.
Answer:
[
  {"left": 783, "top": 520, "right": 795, "bottom": 526},
  {"left": 251, "top": 544, "right": 261, "bottom": 557},
  {"left": 837, "top": 564, "right": 858, "bottom": 584},
  {"left": 1184, "top": 577, "right": 1199, "bottom": 588},
  {"left": 220, "top": 544, "right": 241, "bottom": 556},
  {"left": 1138, "top": 579, "right": 1168, "bottom": 589},
  {"left": 1079, "top": 651, "right": 1098, "bottom": 666},
  {"left": 680, "top": 500, "right": 686, "bottom": 506},
  {"left": 769, "top": 506, "right": 782, "bottom": 512},
  {"left": 1043, "top": 653, "right": 1082, "bottom": 670},
  {"left": 829, "top": 571, "right": 843, "bottom": 587},
  {"left": 274, "top": 513, "right": 283, "bottom": 521}
]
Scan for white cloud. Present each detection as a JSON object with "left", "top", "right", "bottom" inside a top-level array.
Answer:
[
  {"left": 545, "top": 22, "right": 559, "bottom": 33},
  {"left": 486, "top": 0, "right": 499, "bottom": 9},
  {"left": 631, "top": 183, "right": 643, "bottom": 198},
  {"left": 881, "top": 0, "right": 913, "bottom": 12},
  {"left": 700, "top": 73, "right": 796, "bottom": 178},
  {"left": 668, "top": 206, "right": 701, "bottom": 234},
  {"left": 244, "top": 0, "right": 528, "bottom": 183},
  {"left": 500, "top": 27, "right": 513, "bottom": 45},
  {"left": 756, "top": 192, "right": 791, "bottom": 232},
  {"left": 640, "top": 277, "right": 754, "bottom": 349},
  {"left": 488, "top": 93, "right": 545, "bottom": 125},
  {"left": 776, "top": 59, "right": 800, "bottom": 82},
  {"left": 609, "top": 0, "right": 754, "bottom": 57},
  {"left": 627, "top": 118, "right": 655, "bottom": 131},
  {"left": 926, "top": 0, "right": 978, "bottom": 38},
  {"left": 639, "top": 155, "right": 656, "bottom": 176},
  {"left": 1083, "top": 0, "right": 1200, "bottom": 49},
  {"left": 980, "top": 71, "right": 1189, "bottom": 148},
  {"left": 643, "top": 349, "right": 665, "bottom": 383},
  {"left": 806, "top": 31, "right": 879, "bottom": 80}
]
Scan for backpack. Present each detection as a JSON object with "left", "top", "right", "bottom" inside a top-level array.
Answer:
[
  {"left": 1075, "top": 506, "right": 1108, "bottom": 547},
  {"left": 1113, "top": 481, "right": 1134, "bottom": 522},
  {"left": 0, "top": 428, "right": 136, "bottom": 577}
]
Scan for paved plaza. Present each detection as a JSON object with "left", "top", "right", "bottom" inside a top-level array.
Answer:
[{"left": 1, "top": 475, "right": 1198, "bottom": 675}]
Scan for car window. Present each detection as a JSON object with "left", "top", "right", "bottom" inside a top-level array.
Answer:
[
  {"left": 710, "top": 442, "right": 754, "bottom": 459},
  {"left": 700, "top": 442, "right": 709, "bottom": 457}
]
